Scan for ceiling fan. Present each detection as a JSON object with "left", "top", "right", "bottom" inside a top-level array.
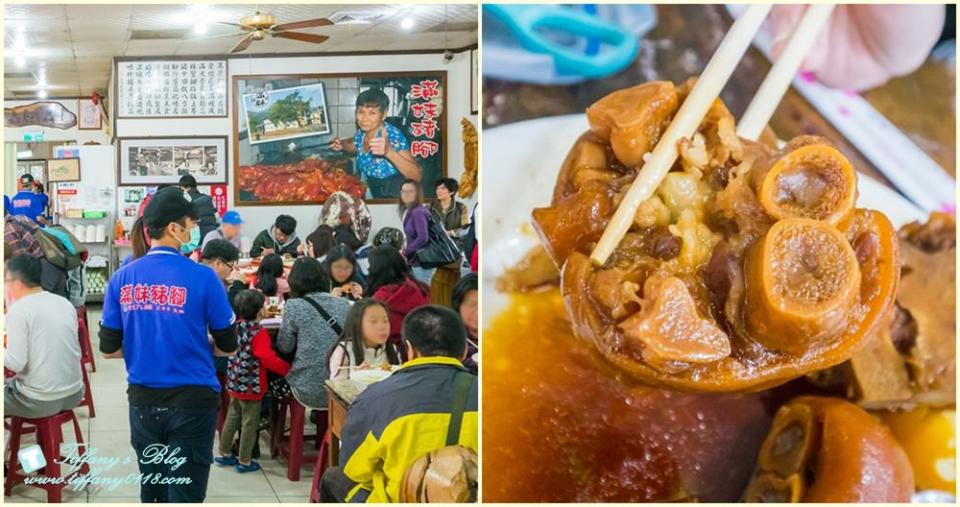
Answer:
[{"left": 217, "top": 11, "right": 334, "bottom": 54}]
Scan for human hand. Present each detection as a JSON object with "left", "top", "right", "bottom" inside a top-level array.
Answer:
[
  {"left": 369, "top": 127, "right": 389, "bottom": 157},
  {"left": 347, "top": 282, "right": 364, "bottom": 299},
  {"left": 357, "top": 362, "right": 371, "bottom": 371},
  {"left": 770, "top": 5, "right": 945, "bottom": 91},
  {"left": 331, "top": 287, "right": 345, "bottom": 298},
  {"left": 262, "top": 248, "right": 275, "bottom": 256},
  {"left": 331, "top": 137, "right": 343, "bottom": 151}
]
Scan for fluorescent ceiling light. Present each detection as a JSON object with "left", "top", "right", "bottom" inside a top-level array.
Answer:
[
  {"left": 37, "top": 89, "right": 47, "bottom": 99},
  {"left": 15, "top": 55, "right": 25, "bottom": 67},
  {"left": 17, "top": 150, "right": 33, "bottom": 159},
  {"left": 400, "top": 17, "right": 415, "bottom": 30},
  {"left": 194, "top": 23, "right": 208, "bottom": 35}
]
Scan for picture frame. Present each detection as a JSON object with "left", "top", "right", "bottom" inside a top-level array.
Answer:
[
  {"left": 77, "top": 98, "right": 102, "bottom": 130},
  {"left": 116, "top": 58, "right": 229, "bottom": 119},
  {"left": 470, "top": 49, "right": 478, "bottom": 114},
  {"left": 241, "top": 82, "right": 332, "bottom": 145},
  {"left": 233, "top": 71, "right": 447, "bottom": 206},
  {"left": 117, "top": 136, "right": 228, "bottom": 186},
  {"left": 46, "top": 158, "right": 81, "bottom": 182}
]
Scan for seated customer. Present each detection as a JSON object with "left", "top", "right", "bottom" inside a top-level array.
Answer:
[
  {"left": 251, "top": 254, "right": 289, "bottom": 299},
  {"left": 250, "top": 215, "right": 300, "bottom": 258},
  {"left": 202, "top": 210, "right": 244, "bottom": 250},
  {"left": 326, "top": 244, "right": 366, "bottom": 301},
  {"left": 452, "top": 273, "right": 479, "bottom": 374},
  {"left": 4, "top": 255, "right": 84, "bottom": 418},
  {"left": 328, "top": 299, "right": 399, "bottom": 379},
  {"left": 276, "top": 257, "right": 351, "bottom": 409},
  {"left": 200, "top": 239, "right": 247, "bottom": 306},
  {"left": 320, "top": 305, "right": 478, "bottom": 503},
  {"left": 302, "top": 224, "right": 335, "bottom": 260},
  {"left": 367, "top": 246, "right": 430, "bottom": 361}
]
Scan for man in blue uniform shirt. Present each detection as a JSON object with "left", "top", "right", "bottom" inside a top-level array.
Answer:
[
  {"left": 9, "top": 174, "right": 49, "bottom": 225},
  {"left": 99, "top": 186, "right": 238, "bottom": 503}
]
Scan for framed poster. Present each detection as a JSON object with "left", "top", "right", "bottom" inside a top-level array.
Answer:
[
  {"left": 47, "top": 158, "right": 81, "bottom": 182},
  {"left": 117, "top": 59, "right": 228, "bottom": 118},
  {"left": 233, "top": 72, "right": 447, "bottom": 205},
  {"left": 470, "top": 49, "right": 478, "bottom": 114},
  {"left": 242, "top": 83, "right": 331, "bottom": 145},
  {"left": 117, "top": 136, "right": 228, "bottom": 186},
  {"left": 78, "top": 99, "right": 101, "bottom": 130}
]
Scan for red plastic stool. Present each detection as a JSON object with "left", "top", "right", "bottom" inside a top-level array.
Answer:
[
  {"left": 269, "top": 397, "right": 323, "bottom": 481},
  {"left": 76, "top": 306, "right": 96, "bottom": 373},
  {"left": 4, "top": 410, "right": 90, "bottom": 503},
  {"left": 77, "top": 363, "right": 96, "bottom": 419},
  {"left": 308, "top": 430, "right": 332, "bottom": 503}
]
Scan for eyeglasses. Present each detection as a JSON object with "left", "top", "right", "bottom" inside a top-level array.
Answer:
[{"left": 217, "top": 258, "right": 237, "bottom": 271}]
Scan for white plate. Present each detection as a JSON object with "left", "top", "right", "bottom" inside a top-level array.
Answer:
[
  {"left": 350, "top": 369, "right": 393, "bottom": 386},
  {"left": 482, "top": 114, "right": 926, "bottom": 327}
]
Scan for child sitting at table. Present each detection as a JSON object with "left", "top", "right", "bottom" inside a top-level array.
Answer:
[
  {"left": 216, "top": 290, "right": 291, "bottom": 473},
  {"left": 325, "top": 244, "right": 366, "bottom": 302},
  {"left": 327, "top": 299, "right": 400, "bottom": 379},
  {"left": 251, "top": 254, "right": 289, "bottom": 299}
]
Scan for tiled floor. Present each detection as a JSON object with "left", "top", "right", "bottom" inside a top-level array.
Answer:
[{"left": 6, "top": 306, "right": 315, "bottom": 503}]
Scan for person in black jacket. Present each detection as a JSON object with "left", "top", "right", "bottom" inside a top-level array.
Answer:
[{"left": 180, "top": 174, "right": 219, "bottom": 241}]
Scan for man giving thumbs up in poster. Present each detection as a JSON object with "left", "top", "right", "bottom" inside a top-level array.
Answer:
[{"left": 331, "top": 88, "right": 421, "bottom": 199}]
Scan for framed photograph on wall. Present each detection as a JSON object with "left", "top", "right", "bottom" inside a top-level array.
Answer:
[
  {"left": 241, "top": 83, "right": 331, "bottom": 145},
  {"left": 471, "top": 49, "right": 478, "bottom": 114},
  {"left": 233, "top": 71, "right": 447, "bottom": 205},
  {"left": 47, "top": 158, "right": 81, "bottom": 182},
  {"left": 117, "top": 136, "right": 228, "bottom": 186},
  {"left": 78, "top": 99, "right": 102, "bottom": 130}
]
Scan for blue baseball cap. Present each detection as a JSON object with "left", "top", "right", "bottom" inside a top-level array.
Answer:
[{"left": 221, "top": 210, "right": 244, "bottom": 225}]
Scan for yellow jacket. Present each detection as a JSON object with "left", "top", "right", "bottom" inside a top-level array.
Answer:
[{"left": 341, "top": 356, "right": 479, "bottom": 503}]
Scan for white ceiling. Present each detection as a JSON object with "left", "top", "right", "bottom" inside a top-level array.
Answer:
[{"left": 3, "top": 3, "right": 478, "bottom": 99}]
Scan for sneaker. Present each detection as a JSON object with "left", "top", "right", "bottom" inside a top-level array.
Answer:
[
  {"left": 235, "top": 461, "right": 262, "bottom": 473},
  {"left": 215, "top": 455, "right": 238, "bottom": 466}
]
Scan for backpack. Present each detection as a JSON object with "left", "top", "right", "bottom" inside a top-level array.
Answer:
[
  {"left": 399, "top": 372, "right": 478, "bottom": 502},
  {"left": 35, "top": 225, "right": 86, "bottom": 271}
]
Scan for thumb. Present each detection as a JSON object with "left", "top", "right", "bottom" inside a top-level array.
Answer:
[{"left": 378, "top": 126, "right": 387, "bottom": 139}]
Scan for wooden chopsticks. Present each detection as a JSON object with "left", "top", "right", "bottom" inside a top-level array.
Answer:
[
  {"left": 590, "top": 4, "right": 773, "bottom": 265},
  {"left": 737, "top": 5, "right": 835, "bottom": 141}
]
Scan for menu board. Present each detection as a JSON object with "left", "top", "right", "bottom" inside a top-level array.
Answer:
[{"left": 118, "top": 60, "right": 228, "bottom": 118}]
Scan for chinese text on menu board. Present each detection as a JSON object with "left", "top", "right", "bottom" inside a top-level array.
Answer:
[{"left": 118, "top": 60, "right": 227, "bottom": 118}]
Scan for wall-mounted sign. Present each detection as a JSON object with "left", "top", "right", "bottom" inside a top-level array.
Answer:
[
  {"left": 118, "top": 59, "right": 228, "bottom": 118},
  {"left": 5, "top": 101, "right": 78, "bottom": 129},
  {"left": 23, "top": 131, "right": 44, "bottom": 143}
]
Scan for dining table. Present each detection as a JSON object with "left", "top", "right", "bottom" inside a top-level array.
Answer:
[{"left": 324, "top": 378, "right": 363, "bottom": 467}]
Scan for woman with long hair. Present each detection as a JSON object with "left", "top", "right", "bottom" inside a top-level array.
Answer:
[
  {"left": 324, "top": 244, "right": 366, "bottom": 301},
  {"left": 397, "top": 179, "right": 436, "bottom": 285},
  {"left": 366, "top": 246, "right": 430, "bottom": 361}
]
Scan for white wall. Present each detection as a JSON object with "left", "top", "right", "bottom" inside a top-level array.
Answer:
[
  {"left": 116, "top": 51, "right": 477, "bottom": 244},
  {"left": 4, "top": 99, "right": 112, "bottom": 146}
]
